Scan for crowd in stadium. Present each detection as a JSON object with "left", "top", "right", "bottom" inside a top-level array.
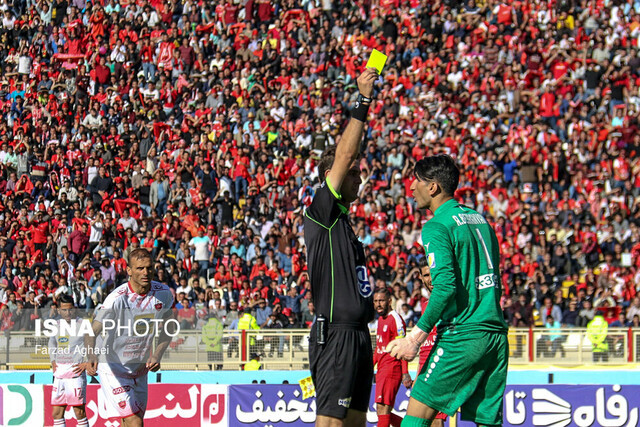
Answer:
[{"left": 0, "top": 0, "right": 639, "bottom": 339}]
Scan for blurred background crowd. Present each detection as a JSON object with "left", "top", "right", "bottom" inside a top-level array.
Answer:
[{"left": 0, "top": 0, "right": 639, "bottom": 337}]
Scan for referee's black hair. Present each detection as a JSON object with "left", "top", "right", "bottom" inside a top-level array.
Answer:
[
  {"left": 318, "top": 145, "right": 337, "bottom": 180},
  {"left": 414, "top": 155, "right": 460, "bottom": 197},
  {"left": 418, "top": 258, "right": 429, "bottom": 269}
]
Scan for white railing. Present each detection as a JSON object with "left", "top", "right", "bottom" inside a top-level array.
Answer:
[{"left": 1, "top": 327, "right": 638, "bottom": 370}]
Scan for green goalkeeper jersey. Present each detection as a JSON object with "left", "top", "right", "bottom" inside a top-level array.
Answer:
[{"left": 417, "top": 199, "right": 508, "bottom": 336}]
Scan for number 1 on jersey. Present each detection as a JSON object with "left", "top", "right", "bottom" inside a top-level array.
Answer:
[{"left": 475, "top": 228, "right": 494, "bottom": 270}]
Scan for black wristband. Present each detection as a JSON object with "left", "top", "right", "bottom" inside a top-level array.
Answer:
[
  {"left": 357, "top": 93, "right": 373, "bottom": 104},
  {"left": 351, "top": 99, "right": 370, "bottom": 122}
]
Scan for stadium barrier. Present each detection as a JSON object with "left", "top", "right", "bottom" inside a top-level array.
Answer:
[
  {"left": 0, "top": 383, "right": 638, "bottom": 426},
  {"left": 1, "top": 327, "right": 639, "bottom": 370}
]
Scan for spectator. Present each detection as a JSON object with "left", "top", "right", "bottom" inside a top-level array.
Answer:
[
  {"left": 178, "top": 300, "right": 197, "bottom": 330},
  {"left": 88, "top": 269, "right": 107, "bottom": 308},
  {"left": 627, "top": 297, "right": 640, "bottom": 323},
  {"left": 254, "top": 298, "right": 272, "bottom": 328},
  {"left": 398, "top": 303, "right": 415, "bottom": 327},
  {"left": 150, "top": 170, "right": 170, "bottom": 216},
  {"left": 510, "top": 294, "right": 535, "bottom": 327},
  {"left": 175, "top": 292, "right": 190, "bottom": 311},
  {"left": 189, "top": 227, "right": 211, "bottom": 278},
  {"left": 537, "top": 315, "right": 565, "bottom": 358},
  {"left": 578, "top": 300, "right": 597, "bottom": 327},
  {"left": 265, "top": 309, "right": 285, "bottom": 358},
  {"left": 301, "top": 301, "right": 316, "bottom": 328},
  {"left": 209, "top": 298, "right": 227, "bottom": 321},
  {"left": 540, "top": 297, "right": 563, "bottom": 325},
  {"left": 68, "top": 223, "right": 89, "bottom": 259},
  {"left": 562, "top": 298, "right": 580, "bottom": 327},
  {"left": 285, "top": 310, "right": 303, "bottom": 353},
  {"left": 223, "top": 300, "right": 239, "bottom": 326},
  {"left": 280, "top": 286, "right": 307, "bottom": 319},
  {"left": 611, "top": 313, "right": 628, "bottom": 328},
  {"left": 11, "top": 300, "right": 30, "bottom": 331},
  {"left": 89, "top": 167, "right": 113, "bottom": 207},
  {"left": 117, "top": 210, "right": 138, "bottom": 233}
]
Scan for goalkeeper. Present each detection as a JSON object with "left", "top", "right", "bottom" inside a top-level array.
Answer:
[{"left": 387, "top": 155, "right": 509, "bottom": 427}]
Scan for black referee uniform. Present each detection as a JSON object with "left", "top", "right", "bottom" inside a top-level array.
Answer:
[{"left": 304, "top": 179, "right": 375, "bottom": 419}]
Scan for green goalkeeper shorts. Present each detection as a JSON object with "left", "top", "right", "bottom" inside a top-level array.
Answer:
[{"left": 410, "top": 331, "right": 508, "bottom": 426}]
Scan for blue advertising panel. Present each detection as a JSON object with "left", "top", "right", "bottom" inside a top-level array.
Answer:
[{"left": 229, "top": 384, "right": 640, "bottom": 427}]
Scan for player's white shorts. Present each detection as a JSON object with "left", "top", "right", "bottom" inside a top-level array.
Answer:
[
  {"left": 51, "top": 375, "right": 87, "bottom": 407},
  {"left": 97, "top": 364, "right": 148, "bottom": 419}
]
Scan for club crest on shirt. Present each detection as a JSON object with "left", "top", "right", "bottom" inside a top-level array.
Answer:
[
  {"left": 155, "top": 302, "right": 163, "bottom": 310},
  {"left": 119, "top": 401, "right": 126, "bottom": 409}
]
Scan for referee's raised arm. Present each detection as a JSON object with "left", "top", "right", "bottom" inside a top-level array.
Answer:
[{"left": 325, "top": 68, "right": 378, "bottom": 194}]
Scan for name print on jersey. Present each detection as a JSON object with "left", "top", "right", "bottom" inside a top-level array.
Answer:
[{"left": 451, "top": 213, "right": 487, "bottom": 226}]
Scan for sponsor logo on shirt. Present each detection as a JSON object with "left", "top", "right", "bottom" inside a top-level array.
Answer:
[
  {"left": 427, "top": 253, "right": 436, "bottom": 269},
  {"left": 338, "top": 397, "right": 352, "bottom": 408},
  {"left": 113, "top": 385, "right": 133, "bottom": 395},
  {"left": 356, "top": 265, "right": 373, "bottom": 297},
  {"left": 476, "top": 274, "right": 498, "bottom": 289}
]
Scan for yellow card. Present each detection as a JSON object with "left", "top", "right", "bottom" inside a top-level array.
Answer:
[
  {"left": 298, "top": 376, "right": 316, "bottom": 399},
  {"left": 366, "top": 49, "right": 387, "bottom": 74}
]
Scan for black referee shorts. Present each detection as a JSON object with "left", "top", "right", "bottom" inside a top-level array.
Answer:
[{"left": 309, "top": 323, "right": 373, "bottom": 419}]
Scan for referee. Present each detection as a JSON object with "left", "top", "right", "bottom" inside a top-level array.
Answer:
[{"left": 304, "top": 68, "right": 378, "bottom": 427}]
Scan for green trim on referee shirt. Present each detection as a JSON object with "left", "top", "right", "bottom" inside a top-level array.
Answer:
[
  {"left": 326, "top": 177, "right": 349, "bottom": 215},
  {"left": 326, "top": 177, "right": 342, "bottom": 200},
  {"left": 304, "top": 209, "right": 341, "bottom": 322},
  {"left": 328, "top": 230, "right": 335, "bottom": 322},
  {"left": 304, "top": 211, "right": 329, "bottom": 230}
]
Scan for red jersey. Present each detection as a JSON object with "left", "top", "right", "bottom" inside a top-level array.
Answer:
[
  {"left": 418, "top": 328, "right": 439, "bottom": 372},
  {"left": 418, "top": 300, "right": 439, "bottom": 371},
  {"left": 375, "top": 311, "right": 408, "bottom": 375}
]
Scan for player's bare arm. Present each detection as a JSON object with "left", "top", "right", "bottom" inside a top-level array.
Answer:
[
  {"left": 85, "top": 319, "right": 103, "bottom": 376},
  {"left": 146, "top": 309, "right": 175, "bottom": 372}
]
